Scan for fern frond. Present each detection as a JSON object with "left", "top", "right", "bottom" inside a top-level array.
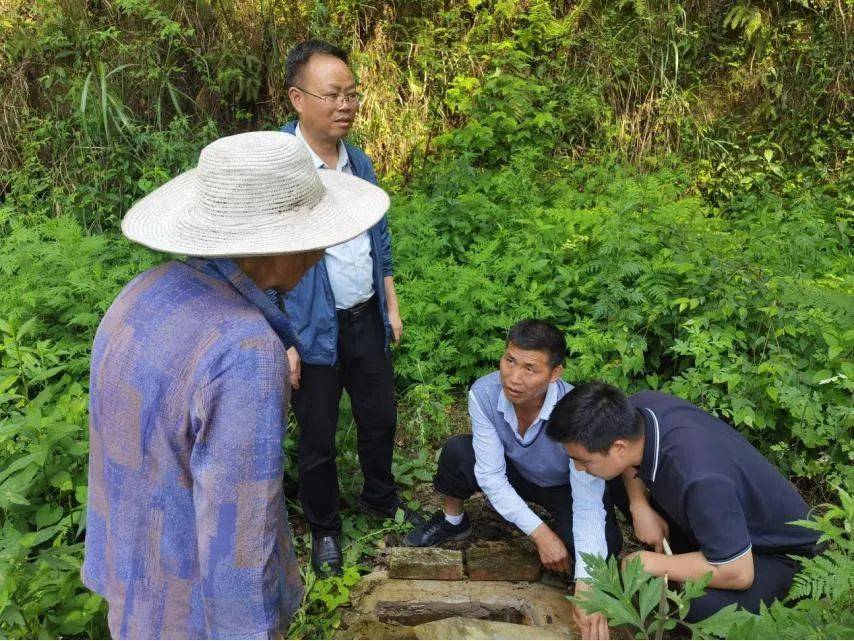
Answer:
[{"left": 790, "top": 549, "right": 854, "bottom": 604}]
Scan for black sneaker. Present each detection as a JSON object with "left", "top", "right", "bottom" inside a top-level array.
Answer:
[
  {"left": 403, "top": 510, "right": 471, "bottom": 547},
  {"left": 311, "top": 534, "right": 343, "bottom": 577},
  {"left": 359, "top": 496, "right": 427, "bottom": 528}
]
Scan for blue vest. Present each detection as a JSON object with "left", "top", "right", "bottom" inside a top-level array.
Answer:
[{"left": 471, "top": 371, "right": 572, "bottom": 487}]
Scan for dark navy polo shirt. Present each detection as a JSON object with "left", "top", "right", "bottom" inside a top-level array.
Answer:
[{"left": 630, "top": 391, "right": 818, "bottom": 564}]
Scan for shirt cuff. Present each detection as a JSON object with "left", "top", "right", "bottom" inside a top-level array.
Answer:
[
  {"left": 706, "top": 543, "right": 753, "bottom": 565},
  {"left": 515, "top": 509, "right": 544, "bottom": 537}
]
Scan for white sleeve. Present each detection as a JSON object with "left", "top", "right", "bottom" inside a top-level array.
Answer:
[
  {"left": 469, "top": 390, "right": 543, "bottom": 535},
  {"left": 570, "top": 458, "right": 609, "bottom": 579}
]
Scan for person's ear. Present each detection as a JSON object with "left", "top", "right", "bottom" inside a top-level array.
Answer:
[
  {"left": 549, "top": 364, "right": 564, "bottom": 383},
  {"left": 610, "top": 439, "right": 629, "bottom": 458},
  {"left": 288, "top": 87, "right": 303, "bottom": 114}
]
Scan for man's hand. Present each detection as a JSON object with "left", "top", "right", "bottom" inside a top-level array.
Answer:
[
  {"left": 388, "top": 306, "right": 403, "bottom": 344},
  {"left": 530, "top": 523, "right": 570, "bottom": 573},
  {"left": 630, "top": 502, "right": 669, "bottom": 552},
  {"left": 573, "top": 580, "right": 609, "bottom": 640},
  {"left": 383, "top": 275, "right": 403, "bottom": 344},
  {"left": 286, "top": 346, "right": 301, "bottom": 390}
]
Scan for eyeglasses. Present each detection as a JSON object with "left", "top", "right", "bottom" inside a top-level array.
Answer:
[{"left": 295, "top": 87, "right": 362, "bottom": 107}]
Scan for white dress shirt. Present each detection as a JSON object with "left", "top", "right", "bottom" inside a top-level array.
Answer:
[
  {"left": 469, "top": 382, "right": 609, "bottom": 579},
  {"left": 294, "top": 124, "right": 374, "bottom": 309}
]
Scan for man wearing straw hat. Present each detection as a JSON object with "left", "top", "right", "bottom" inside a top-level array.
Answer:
[
  {"left": 81, "top": 131, "right": 389, "bottom": 639},
  {"left": 277, "top": 40, "right": 422, "bottom": 577}
]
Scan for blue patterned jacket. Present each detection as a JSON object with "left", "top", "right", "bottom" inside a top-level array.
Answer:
[
  {"left": 279, "top": 120, "right": 394, "bottom": 364},
  {"left": 83, "top": 258, "right": 303, "bottom": 639}
]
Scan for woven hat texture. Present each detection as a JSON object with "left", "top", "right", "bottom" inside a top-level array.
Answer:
[{"left": 121, "top": 131, "right": 389, "bottom": 256}]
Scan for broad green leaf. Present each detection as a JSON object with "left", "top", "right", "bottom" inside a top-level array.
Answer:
[
  {"left": 638, "top": 576, "right": 664, "bottom": 621},
  {"left": 35, "top": 503, "right": 64, "bottom": 528},
  {"left": 0, "top": 489, "right": 30, "bottom": 507}
]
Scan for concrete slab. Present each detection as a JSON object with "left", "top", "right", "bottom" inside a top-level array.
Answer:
[
  {"left": 388, "top": 547, "right": 464, "bottom": 581},
  {"left": 414, "top": 616, "right": 570, "bottom": 639}
]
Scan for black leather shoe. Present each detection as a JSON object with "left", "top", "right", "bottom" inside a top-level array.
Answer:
[
  {"left": 311, "top": 535, "right": 342, "bottom": 577},
  {"left": 403, "top": 510, "right": 471, "bottom": 547},
  {"left": 359, "top": 496, "right": 427, "bottom": 528}
]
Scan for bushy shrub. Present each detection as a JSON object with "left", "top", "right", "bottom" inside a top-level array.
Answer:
[
  {"left": 0, "top": 214, "right": 158, "bottom": 638},
  {"left": 392, "top": 155, "right": 853, "bottom": 483}
]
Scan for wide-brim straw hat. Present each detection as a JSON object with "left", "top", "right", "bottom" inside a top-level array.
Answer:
[{"left": 121, "top": 131, "right": 389, "bottom": 256}]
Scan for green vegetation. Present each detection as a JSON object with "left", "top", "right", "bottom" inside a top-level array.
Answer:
[{"left": 0, "top": 0, "right": 850, "bottom": 638}]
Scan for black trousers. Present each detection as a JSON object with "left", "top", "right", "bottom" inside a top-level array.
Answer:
[
  {"left": 652, "top": 504, "right": 802, "bottom": 622},
  {"left": 434, "top": 434, "right": 624, "bottom": 568},
  {"left": 291, "top": 297, "right": 398, "bottom": 537}
]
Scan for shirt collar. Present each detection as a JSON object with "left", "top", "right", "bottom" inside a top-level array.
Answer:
[
  {"left": 637, "top": 407, "right": 661, "bottom": 484},
  {"left": 497, "top": 381, "right": 560, "bottom": 442},
  {"left": 184, "top": 257, "right": 299, "bottom": 349},
  {"left": 295, "top": 123, "right": 350, "bottom": 171}
]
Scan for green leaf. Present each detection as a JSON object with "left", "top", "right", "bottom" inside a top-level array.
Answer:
[
  {"left": 682, "top": 571, "right": 712, "bottom": 599},
  {"left": 15, "top": 317, "right": 37, "bottom": 341},
  {"left": 621, "top": 555, "right": 647, "bottom": 598},
  {"left": 0, "top": 489, "right": 30, "bottom": 507},
  {"left": 571, "top": 589, "right": 643, "bottom": 628},
  {"left": 35, "top": 503, "right": 64, "bottom": 528},
  {"left": 0, "top": 454, "right": 36, "bottom": 485},
  {"left": 638, "top": 576, "right": 664, "bottom": 621},
  {"left": 74, "top": 484, "right": 88, "bottom": 504},
  {"left": 690, "top": 602, "right": 754, "bottom": 637}
]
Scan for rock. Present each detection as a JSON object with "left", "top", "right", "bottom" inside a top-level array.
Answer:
[
  {"left": 466, "top": 542, "right": 543, "bottom": 581},
  {"left": 376, "top": 599, "right": 494, "bottom": 626},
  {"left": 414, "top": 616, "right": 572, "bottom": 640},
  {"left": 540, "top": 569, "right": 570, "bottom": 590},
  {"left": 388, "top": 547, "right": 464, "bottom": 581},
  {"left": 337, "top": 619, "right": 417, "bottom": 639}
]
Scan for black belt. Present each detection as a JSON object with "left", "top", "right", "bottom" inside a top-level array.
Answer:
[{"left": 336, "top": 295, "right": 376, "bottom": 322}]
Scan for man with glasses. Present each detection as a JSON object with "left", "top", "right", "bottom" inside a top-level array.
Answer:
[{"left": 279, "top": 40, "right": 421, "bottom": 577}]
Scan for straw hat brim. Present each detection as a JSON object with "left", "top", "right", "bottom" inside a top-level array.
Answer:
[{"left": 121, "top": 168, "right": 390, "bottom": 257}]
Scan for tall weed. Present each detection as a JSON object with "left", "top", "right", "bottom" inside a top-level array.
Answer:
[
  {"left": 392, "top": 156, "right": 852, "bottom": 483},
  {"left": 0, "top": 215, "right": 157, "bottom": 638}
]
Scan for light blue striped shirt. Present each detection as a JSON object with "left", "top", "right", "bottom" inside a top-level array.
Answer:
[{"left": 470, "top": 378, "right": 608, "bottom": 579}]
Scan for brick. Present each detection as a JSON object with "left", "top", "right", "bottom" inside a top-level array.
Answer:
[
  {"left": 466, "top": 542, "right": 543, "bottom": 581},
  {"left": 387, "top": 547, "right": 464, "bottom": 581}
]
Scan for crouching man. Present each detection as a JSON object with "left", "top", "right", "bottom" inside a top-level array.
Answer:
[
  {"left": 404, "top": 320, "right": 624, "bottom": 639},
  {"left": 546, "top": 382, "right": 822, "bottom": 624}
]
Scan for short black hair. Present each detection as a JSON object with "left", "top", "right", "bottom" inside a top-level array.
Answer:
[
  {"left": 506, "top": 319, "right": 566, "bottom": 369},
  {"left": 546, "top": 381, "right": 641, "bottom": 452},
  {"left": 285, "top": 40, "right": 349, "bottom": 89}
]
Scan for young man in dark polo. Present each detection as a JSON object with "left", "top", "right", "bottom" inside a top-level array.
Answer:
[
  {"left": 405, "top": 320, "right": 625, "bottom": 639},
  {"left": 546, "top": 382, "right": 822, "bottom": 623}
]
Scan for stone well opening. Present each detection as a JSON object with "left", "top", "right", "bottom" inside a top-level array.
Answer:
[{"left": 338, "top": 569, "right": 579, "bottom": 639}]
